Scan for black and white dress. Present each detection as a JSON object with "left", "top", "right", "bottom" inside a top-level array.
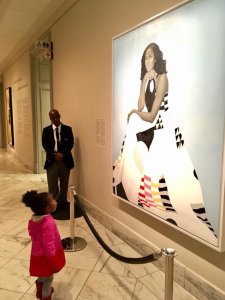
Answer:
[{"left": 113, "top": 79, "right": 217, "bottom": 244}]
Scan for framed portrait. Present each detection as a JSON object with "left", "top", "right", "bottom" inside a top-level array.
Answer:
[
  {"left": 112, "top": 0, "right": 225, "bottom": 251},
  {"left": 5, "top": 87, "right": 14, "bottom": 147}
]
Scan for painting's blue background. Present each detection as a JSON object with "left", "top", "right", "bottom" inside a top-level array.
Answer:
[{"left": 112, "top": 0, "right": 225, "bottom": 239}]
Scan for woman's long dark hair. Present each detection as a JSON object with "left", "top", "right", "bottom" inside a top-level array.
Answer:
[{"left": 140, "top": 43, "right": 167, "bottom": 80}]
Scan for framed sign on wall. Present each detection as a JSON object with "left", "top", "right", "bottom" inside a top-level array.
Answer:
[{"left": 112, "top": 0, "right": 225, "bottom": 251}]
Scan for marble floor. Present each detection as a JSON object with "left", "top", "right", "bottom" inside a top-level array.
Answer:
[{"left": 0, "top": 149, "right": 198, "bottom": 300}]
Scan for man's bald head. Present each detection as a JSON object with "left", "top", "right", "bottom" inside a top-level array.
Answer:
[{"left": 49, "top": 109, "right": 61, "bottom": 127}]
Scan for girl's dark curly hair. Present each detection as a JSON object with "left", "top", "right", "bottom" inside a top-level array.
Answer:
[
  {"left": 22, "top": 190, "right": 49, "bottom": 215},
  {"left": 140, "top": 42, "right": 167, "bottom": 80}
]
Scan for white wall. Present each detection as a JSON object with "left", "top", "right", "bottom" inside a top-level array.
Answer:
[
  {"left": 50, "top": 0, "right": 225, "bottom": 292},
  {"left": 3, "top": 52, "right": 34, "bottom": 170}
]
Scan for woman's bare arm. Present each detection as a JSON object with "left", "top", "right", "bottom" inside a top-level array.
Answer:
[
  {"left": 128, "top": 73, "right": 168, "bottom": 123},
  {"left": 138, "top": 70, "right": 157, "bottom": 111}
]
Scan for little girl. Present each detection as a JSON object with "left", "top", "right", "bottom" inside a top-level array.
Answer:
[{"left": 22, "top": 190, "right": 65, "bottom": 300}]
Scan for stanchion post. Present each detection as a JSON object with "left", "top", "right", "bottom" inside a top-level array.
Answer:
[
  {"left": 61, "top": 185, "right": 87, "bottom": 252},
  {"left": 162, "top": 248, "right": 178, "bottom": 300},
  {"left": 69, "top": 185, "right": 75, "bottom": 250}
]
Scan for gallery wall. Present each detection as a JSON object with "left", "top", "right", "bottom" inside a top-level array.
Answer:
[
  {"left": 3, "top": 52, "right": 34, "bottom": 170},
  {"left": 51, "top": 0, "right": 225, "bottom": 292}
]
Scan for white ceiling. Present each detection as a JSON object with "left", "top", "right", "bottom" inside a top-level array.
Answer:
[{"left": 0, "top": 0, "right": 78, "bottom": 75}]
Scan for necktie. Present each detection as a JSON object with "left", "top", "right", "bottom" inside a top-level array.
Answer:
[{"left": 55, "top": 127, "right": 60, "bottom": 151}]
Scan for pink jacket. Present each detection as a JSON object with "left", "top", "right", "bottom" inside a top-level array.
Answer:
[{"left": 28, "top": 214, "right": 65, "bottom": 277}]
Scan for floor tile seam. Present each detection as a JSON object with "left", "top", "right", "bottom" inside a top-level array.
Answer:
[
  {"left": 84, "top": 218, "right": 131, "bottom": 246},
  {"left": 111, "top": 240, "right": 139, "bottom": 250},
  {"left": 0, "top": 217, "right": 30, "bottom": 222},
  {"left": 95, "top": 251, "right": 111, "bottom": 273},
  {"left": 0, "top": 256, "right": 10, "bottom": 269},
  {"left": 20, "top": 291, "right": 32, "bottom": 299},
  {"left": 136, "top": 270, "right": 162, "bottom": 299},
  {"left": 57, "top": 223, "right": 88, "bottom": 232},
  {"left": 89, "top": 269, "right": 138, "bottom": 281},
  {"left": 119, "top": 264, "right": 161, "bottom": 280},
  {"left": 78, "top": 244, "right": 103, "bottom": 251},
  {"left": 80, "top": 221, "right": 102, "bottom": 232},
  {"left": 0, "top": 282, "right": 25, "bottom": 294},
  {"left": 56, "top": 221, "right": 71, "bottom": 227},
  {"left": 0, "top": 177, "right": 19, "bottom": 180},
  {"left": 21, "top": 277, "right": 37, "bottom": 296},
  {"left": 93, "top": 267, "right": 137, "bottom": 279},
  {"left": 64, "top": 246, "right": 104, "bottom": 257},
  {"left": 2, "top": 232, "right": 30, "bottom": 239},
  {"left": 1, "top": 234, "right": 30, "bottom": 245},
  {"left": 89, "top": 247, "right": 107, "bottom": 272},
  {"left": 138, "top": 268, "right": 161, "bottom": 280},
  {"left": 75, "top": 223, "right": 98, "bottom": 232},
  {"left": 73, "top": 268, "right": 94, "bottom": 300},
  {"left": 0, "top": 217, "right": 26, "bottom": 227},
  {"left": 64, "top": 242, "right": 103, "bottom": 252},
  {"left": 87, "top": 237, "right": 129, "bottom": 254},
  {"left": 71, "top": 225, "right": 107, "bottom": 242},
  {"left": 83, "top": 271, "right": 138, "bottom": 298},
  {"left": 75, "top": 231, "right": 102, "bottom": 240},
  {"left": 3, "top": 255, "right": 30, "bottom": 263},
  {"left": 19, "top": 293, "right": 31, "bottom": 300},
  {"left": 0, "top": 233, "right": 29, "bottom": 240},
  {"left": 76, "top": 227, "right": 108, "bottom": 244},
  {"left": 131, "top": 279, "right": 139, "bottom": 300},
  {"left": 81, "top": 220, "right": 145, "bottom": 256},
  {"left": 0, "top": 287, "right": 23, "bottom": 295},
  {"left": 6, "top": 243, "right": 31, "bottom": 261},
  {"left": 63, "top": 265, "right": 92, "bottom": 272},
  {"left": 111, "top": 240, "right": 130, "bottom": 247},
  {"left": 0, "top": 253, "right": 14, "bottom": 259},
  {"left": 105, "top": 241, "right": 148, "bottom": 265}
]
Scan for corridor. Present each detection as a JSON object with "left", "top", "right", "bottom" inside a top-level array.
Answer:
[{"left": 0, "top": 149, "right": 197, "bottom": 299}]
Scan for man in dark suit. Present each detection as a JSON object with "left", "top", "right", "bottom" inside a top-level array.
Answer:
[{"left": 42, "top": 109, "right": 74, "bottom": 211}]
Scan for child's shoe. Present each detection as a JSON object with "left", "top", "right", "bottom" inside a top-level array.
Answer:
[
  {"left": 35, "top": 280, "right": 43, "bottom": 298},
  {"left": 41, "top": 287, "right": 54, "bottom": 300}
]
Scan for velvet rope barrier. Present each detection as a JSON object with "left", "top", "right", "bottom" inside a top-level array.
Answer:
[{"left": 73, "top": 190, "right": 162, "bottom": 264}]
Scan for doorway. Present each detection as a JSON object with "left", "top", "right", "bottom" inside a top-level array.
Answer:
[
  {"left": 0, "top": 78, "right": 6, "bottom": 148},
  {"left": 5, "top": 87, "right": 14, "bottom": 147},
  {"left": 30, "top": 35, "right": 53, "bottom": 173}
]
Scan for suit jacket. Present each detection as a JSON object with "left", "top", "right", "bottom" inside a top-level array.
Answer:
[{"left": 42, "top": 123, "right": 74, "bottom": 170}]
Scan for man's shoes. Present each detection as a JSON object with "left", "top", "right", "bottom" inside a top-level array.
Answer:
[
  {"left": 51, "top": 201, "right": 82, "bottom": 220},
  {"left": 57, "top": 201, "right": 69, "bottom": 210},
  {"left": 51, "top": 201, "right": 68, "bottom": 216}
]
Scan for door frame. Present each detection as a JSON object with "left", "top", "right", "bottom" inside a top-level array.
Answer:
[
  {"left": 0, "top": 77, "right": 6, "bottom": 148},
  {"left": 30, "top": 33, "right": 53, "bottom": 173}
]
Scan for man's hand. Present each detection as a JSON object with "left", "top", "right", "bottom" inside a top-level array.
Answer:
[{"left": 54, "top": 152, "right": 63, "bottom": 161}]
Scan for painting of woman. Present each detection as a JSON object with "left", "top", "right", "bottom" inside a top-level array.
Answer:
[{"left": 113, "top": 42, "right": 217, "bottom": 244}]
